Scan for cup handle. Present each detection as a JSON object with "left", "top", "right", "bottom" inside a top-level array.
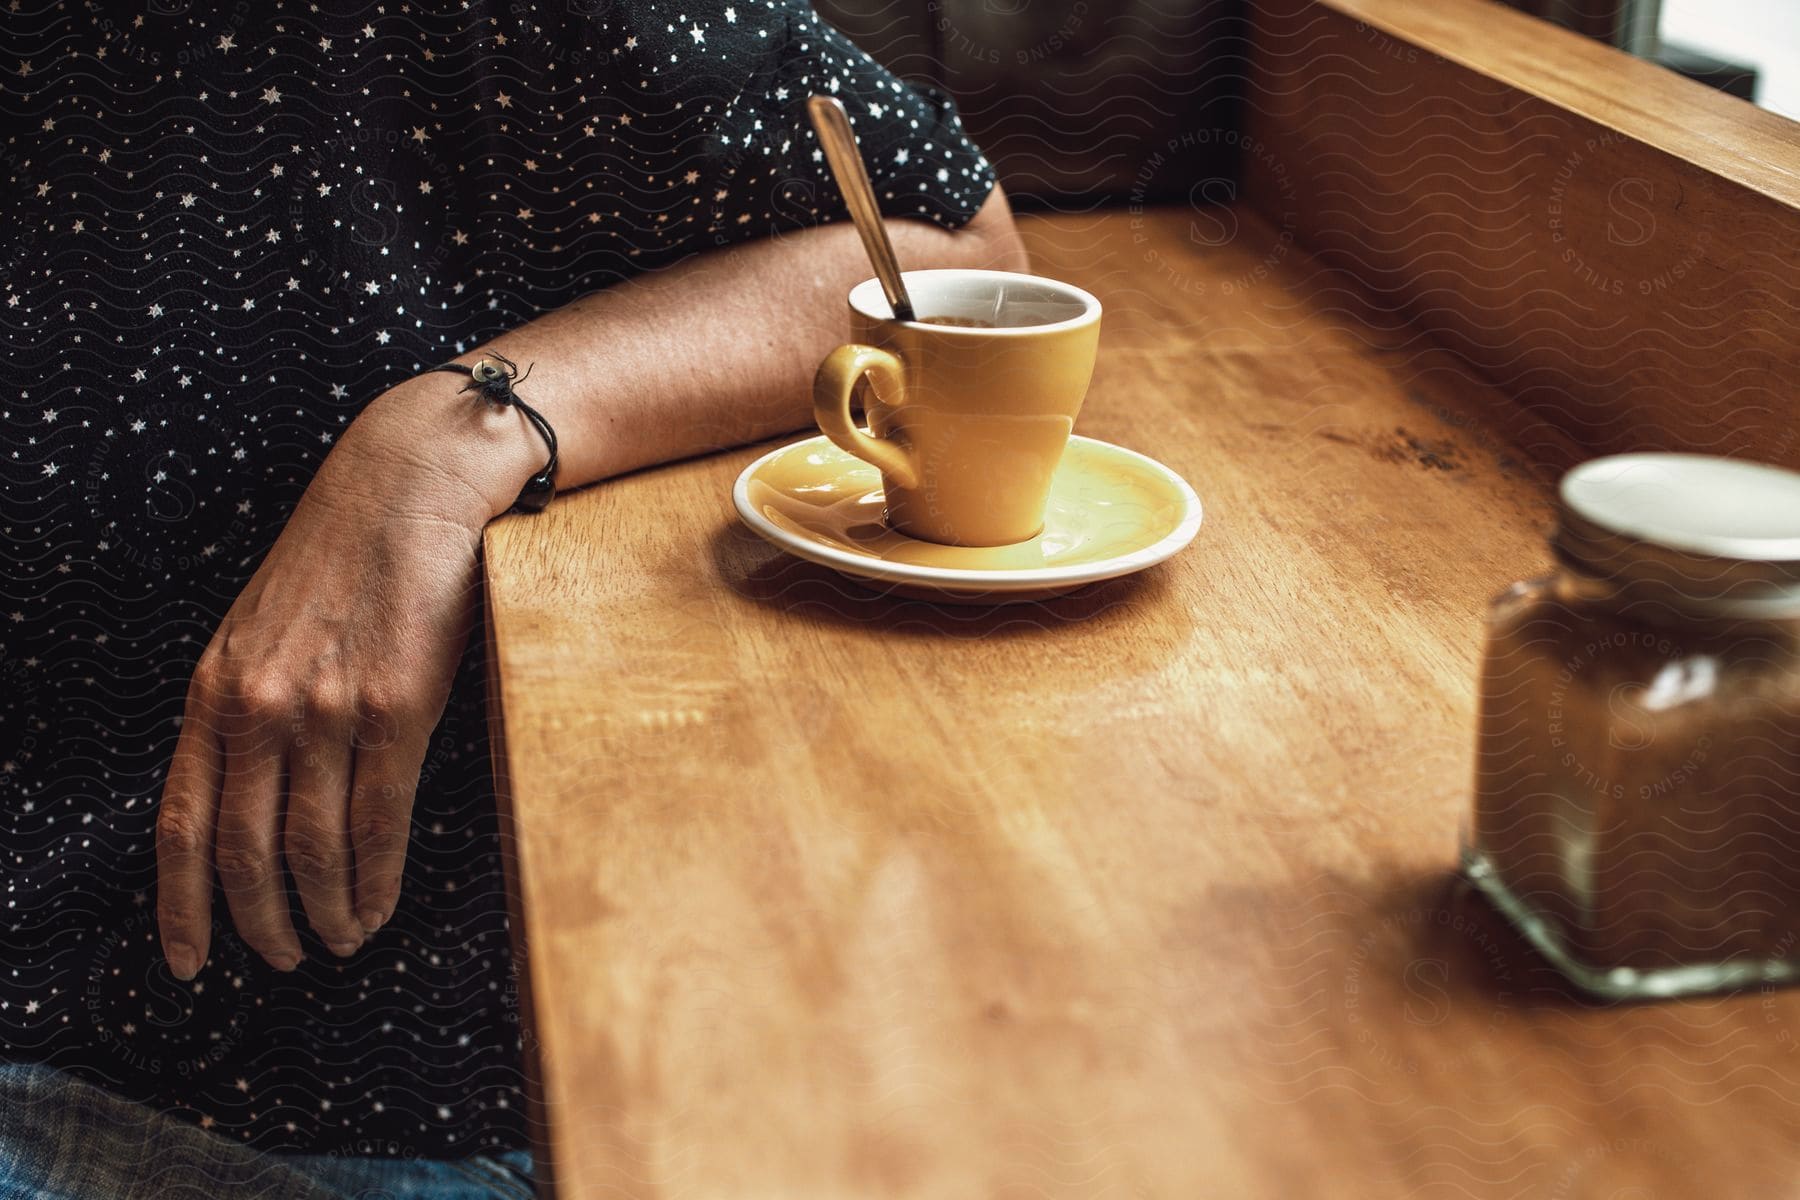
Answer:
[{"left": 812, "top": 344, "right": 920, "bottom": 490}]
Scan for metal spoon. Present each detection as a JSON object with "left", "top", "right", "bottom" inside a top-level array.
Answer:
[{"left": 807, "top": 95, "right": 916, "bottom": 323}]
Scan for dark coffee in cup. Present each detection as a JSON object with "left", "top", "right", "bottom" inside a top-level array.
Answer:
[{"left": 918, "top": 315, "right": 999, "bottom": 328}]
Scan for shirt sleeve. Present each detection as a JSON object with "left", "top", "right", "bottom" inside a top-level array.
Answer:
[{"left": 702, "top": 4, "right": 998, "bottom": 244}]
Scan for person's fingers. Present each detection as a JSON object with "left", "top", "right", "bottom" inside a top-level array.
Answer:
[
  {"left": 286, "top": 691, "right": 362, "bottom": 956},
  {"left": 349, "top": 697, "right": 429, "bottom": 935},
  {"left": 215, "top": 683, "right": 303, "bottom": 971},
  {"left": 156, "top": 678, "right": 225, "bottom": 982}
]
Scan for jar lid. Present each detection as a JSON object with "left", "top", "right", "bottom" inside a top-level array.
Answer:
[{"left": 1555, "top": 453, "right": 1800, "bottom": 615}]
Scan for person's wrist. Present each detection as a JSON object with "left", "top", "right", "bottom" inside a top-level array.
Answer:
[{"left": 351, "top": 370, "right": 547, "bottom": 526}]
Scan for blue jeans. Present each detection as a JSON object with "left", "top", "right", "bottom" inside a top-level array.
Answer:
[{"left": 0, "top": 1063, "right": 536, "bottom": 1199}]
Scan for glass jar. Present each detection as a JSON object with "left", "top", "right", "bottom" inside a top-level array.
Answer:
[{"left": 1465, "top": 453, "right": 1800, "bottom": 999}]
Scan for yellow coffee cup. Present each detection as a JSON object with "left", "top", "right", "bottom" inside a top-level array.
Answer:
[{"left": 812, "top": 269, "right": 1102, "bottom": 547}]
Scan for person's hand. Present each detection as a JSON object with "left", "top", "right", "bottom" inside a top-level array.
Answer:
[{"left": 156, "top": 378, "right": 538, "bottom": 978}]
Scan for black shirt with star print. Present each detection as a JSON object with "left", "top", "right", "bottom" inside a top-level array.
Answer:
[{"left": 0, "top": 0, "right": 994, "bottom": 1157}]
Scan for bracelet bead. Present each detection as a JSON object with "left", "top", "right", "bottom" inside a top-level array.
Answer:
[{"left": 425, "top": 353, "right": 559, "bottom": 514}]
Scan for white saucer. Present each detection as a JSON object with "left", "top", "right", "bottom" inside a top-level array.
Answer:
[{"left": 732, "top": 434, "right": 1203, "bottom": 603}]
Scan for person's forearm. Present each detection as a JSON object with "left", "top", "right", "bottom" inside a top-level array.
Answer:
[{"left": 357, "top": 188, "right": 1028, "bottom": 521}]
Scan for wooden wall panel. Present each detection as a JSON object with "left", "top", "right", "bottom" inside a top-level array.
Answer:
[{"left": 1242, "top": 0, "right": 1800, "bottom": 471}]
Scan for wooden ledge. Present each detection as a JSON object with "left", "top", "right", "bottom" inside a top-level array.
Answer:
[
  {"left": 1242, "top": 0, "right": 1800, "bottom": 472},
  {"left": 1323, "top": 0, "right": 1800, "bottom": 208}
]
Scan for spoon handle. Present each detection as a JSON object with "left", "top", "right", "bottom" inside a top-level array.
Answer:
[{"left": 807, "top": 95, "right": 916, "bottom": 323}]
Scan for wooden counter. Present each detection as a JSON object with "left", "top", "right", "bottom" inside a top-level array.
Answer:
[
  {"left": 483, "top": 205, "right": 1793, "bottom": 1199},
  {"left": 482, "top": 2, "right": 1800, "bottom": 1196}
]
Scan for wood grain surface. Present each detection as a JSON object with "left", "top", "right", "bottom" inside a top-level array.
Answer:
[
  {"left": 1243, "top": 0, "right": 1800, "bottom": 472},
  {"left": 482, "top": 207, "right": 1800, "bottom": 1199}
]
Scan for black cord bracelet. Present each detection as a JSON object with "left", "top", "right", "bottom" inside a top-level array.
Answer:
[{"left": 424, "top": 352, "right": 559, "bottom": 513}]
